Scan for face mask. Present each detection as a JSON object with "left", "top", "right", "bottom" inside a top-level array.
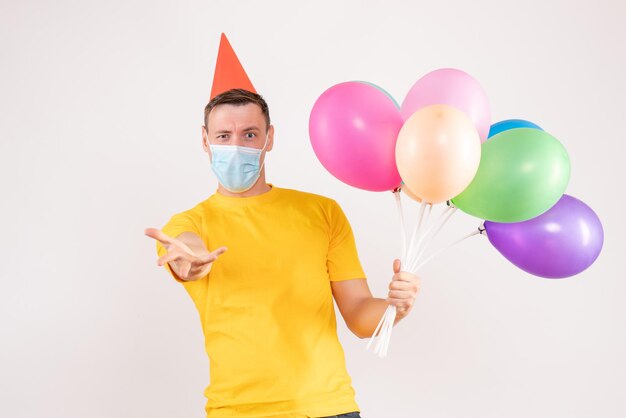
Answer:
[{"left": 208, "top": 133, "right": 269, "bottom": 193}]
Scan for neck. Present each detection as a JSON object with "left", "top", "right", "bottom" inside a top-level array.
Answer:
[{"left": 216, "top": 168, "right": 271, "bottom": 198}]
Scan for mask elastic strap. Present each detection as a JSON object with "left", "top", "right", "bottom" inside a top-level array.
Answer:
[
  {"left": 260, "top": 132, "right": 270, "bottom": 152},
  {"left": 258, "top": 132, "right": 270, "bottom": 171}
]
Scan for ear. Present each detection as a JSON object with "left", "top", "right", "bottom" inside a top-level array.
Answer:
[
  {"left": 266, "top": 125, "right": 275, "bottom": 152},
  {"left": 201, "top": 125, "right": 209, "bottom": 153}
]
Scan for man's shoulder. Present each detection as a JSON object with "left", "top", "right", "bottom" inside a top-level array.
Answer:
[{"left": 168, "top": 195, "right": 212, "bottom": 219}]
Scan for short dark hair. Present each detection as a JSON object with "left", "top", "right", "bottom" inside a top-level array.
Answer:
[{"left": 204, "top": 88, "right": 271, "bottom": 132}]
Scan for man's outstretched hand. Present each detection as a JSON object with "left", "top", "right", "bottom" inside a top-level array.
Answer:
[{"left": 144, "top": 228, "right": 227, "bottom": 281}]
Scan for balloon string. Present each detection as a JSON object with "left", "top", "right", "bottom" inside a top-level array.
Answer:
[
  {"left": 410, "top": 205, "right": 453, "bottom": 261},
  {"left": 368, "top": 205, "right": 479, "bottom": 358},
  {"left": 407, "top": 206, "right": 457, "bottom": 273},
  {"left": 394, "top": 191, "right": 407, "bottom": 264},
  {"left": 383, "top": 306, "right": 396, "bottom": 356},
  {"left": 368, "top": 304, "right": 396, "bottom": 357},
  {"left": 414, "top": 225, "right": 482, "bottom": 271},
  {"left": 405, "top": 200, "right": 428, "bottom": 264},
  {"left": 370, "top": 199, "right": 429, "bottom": 357},
  {"left": 374, "top": 311, "right": 387, "bottom": 353},
  {"left": 368, "top": 191, "right": 409, "bottom": 358},
  {"left": 424, "top": 203, "right": 433, "bottom": 232},
  {"left": 366, "top": 306, "right": 387, "bottom": 351},
  {"left": 412, "top": 206, "right": 458, "bottom": 270}
]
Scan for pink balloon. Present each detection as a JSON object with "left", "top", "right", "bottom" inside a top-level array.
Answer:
[
  {"left": 309, "top": 81, "right": 403, "bottom": 192},
  {"left": 401, "top": 68, "right": 491, "bottom": 142}
]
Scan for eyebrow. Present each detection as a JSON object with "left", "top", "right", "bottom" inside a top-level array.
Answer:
[{"left": 215, "top": 126, "right": 260, "bottom": 134}]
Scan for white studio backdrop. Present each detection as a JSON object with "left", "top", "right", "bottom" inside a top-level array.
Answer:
[{"left": 1, "top": 0, "right": 624, "bottom": 417}]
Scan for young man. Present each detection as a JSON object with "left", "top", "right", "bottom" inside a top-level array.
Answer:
[{"left": 144, "top": 34, "right": 420, "bottom": 418}]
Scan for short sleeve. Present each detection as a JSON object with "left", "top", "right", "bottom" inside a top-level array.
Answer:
[
  {"left": 326, "top": 200, "right": 367, "bottom": 281},
  {"left": 155, "top": 210, "right": 202, "bottom": 283}
]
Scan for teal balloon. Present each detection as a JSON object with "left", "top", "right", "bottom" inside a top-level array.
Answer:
[
  {"left": 488, "top": 119, "right": 543, "bottom": 138},
  {"left": 354, "top": 80, "right": 400, "bottom": 109},
  {"left": 451, "top": 128, "right": 570, "bottom": 222}
]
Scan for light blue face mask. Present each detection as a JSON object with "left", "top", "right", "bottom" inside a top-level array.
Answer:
[{"left": 208, "top": 133, "right": 269, "bottom": 193}]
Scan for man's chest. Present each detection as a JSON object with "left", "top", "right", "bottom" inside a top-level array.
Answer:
[{"left": 201, "top": 207, "right": 332, "bottom": 300}]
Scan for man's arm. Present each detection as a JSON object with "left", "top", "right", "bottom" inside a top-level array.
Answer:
[{"left": 331, "top": 259, "right": 420, "bottom": 339}]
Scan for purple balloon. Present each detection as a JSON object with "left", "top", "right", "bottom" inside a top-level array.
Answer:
[{"left": 484, "top": 194, "right": 603, "bottom": 279}]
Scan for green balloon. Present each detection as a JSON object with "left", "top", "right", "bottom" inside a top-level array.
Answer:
[{"left": 451, "top": 128, "right": 570, "bottom": 222}]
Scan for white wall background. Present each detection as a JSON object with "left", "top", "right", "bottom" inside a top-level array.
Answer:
[{"left": 1, "top": 0, "right": 624, "bottom": 417}]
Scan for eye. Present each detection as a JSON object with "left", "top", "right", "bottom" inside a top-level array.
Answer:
[
  {"left": 244, "top": 132, "right": 256, "bottom": 139},
  {"left": 216, "top": 134, "right": 229, "bottom": 141}
]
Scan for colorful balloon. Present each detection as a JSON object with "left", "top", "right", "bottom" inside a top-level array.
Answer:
[
  {"left": 309, "top": 81, "right": 403, "bottom": 192},
  {"left": 484, "top": 194, "right": 603, "bottom": 278},
  {"left": 355, "top": 80, "right": 400, "bottom": 109},
  {"left": 402, "top": 183, "right": 422, "bottom": 202},
  {"left": 452, "top": 128, "right": 570, "bottom": 222},
  {"left": 396, "top": 104, "right": 481, "bottom": 204},
  {"left": 488, "top": 119, "right": 543, "bottom": 138},
  {"left": 401, "top": 68, "right": 491, "bottom": 141}
]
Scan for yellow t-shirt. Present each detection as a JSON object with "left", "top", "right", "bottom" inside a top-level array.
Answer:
[{"left": 155, "top": 184, "right": 366, "bottom": 418}]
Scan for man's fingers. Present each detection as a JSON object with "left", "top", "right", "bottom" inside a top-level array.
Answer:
[
  {"left": 145, "top": 228, "right": 175, "bottom": 246},
  {"left": 180, "top": 262, "right": 192, "bottom": 279},
  {"left": 198, "top": 246, "right": 227, "bottom": 264},
  {"left": 157, "top": 250, "right": 185, "bottom": 266},
  {"left": 386, "top": 297, "right": 413, "bottom": 309},
  {"left": 393, "top": 258, "right": 401, "bottom": 274},
  {"left": 388, "top": 290, "right": 414, "bottom": 299},
  {"left": 389, "top": 280, "right": 418, "bottom": 292},
  {"left": 145, "top": 228, "right": 195, "bottom": 254},
  {"left": 392, "top": 272, "right": 420, "bottom": 285},
  {"left": 197, "top": 253, "right": 218, "bottom": 265},
  {"left": 212, "top": 246, "right": 228, "bottom": 257}
]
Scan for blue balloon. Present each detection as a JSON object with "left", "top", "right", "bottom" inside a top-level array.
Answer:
[{"left": 488, "top": 119, "right": 543, "bottom": 138}]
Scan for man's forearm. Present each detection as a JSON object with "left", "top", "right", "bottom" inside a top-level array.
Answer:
[{"left": 349, "top": 297, "right": 406, "bottom": 339}]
